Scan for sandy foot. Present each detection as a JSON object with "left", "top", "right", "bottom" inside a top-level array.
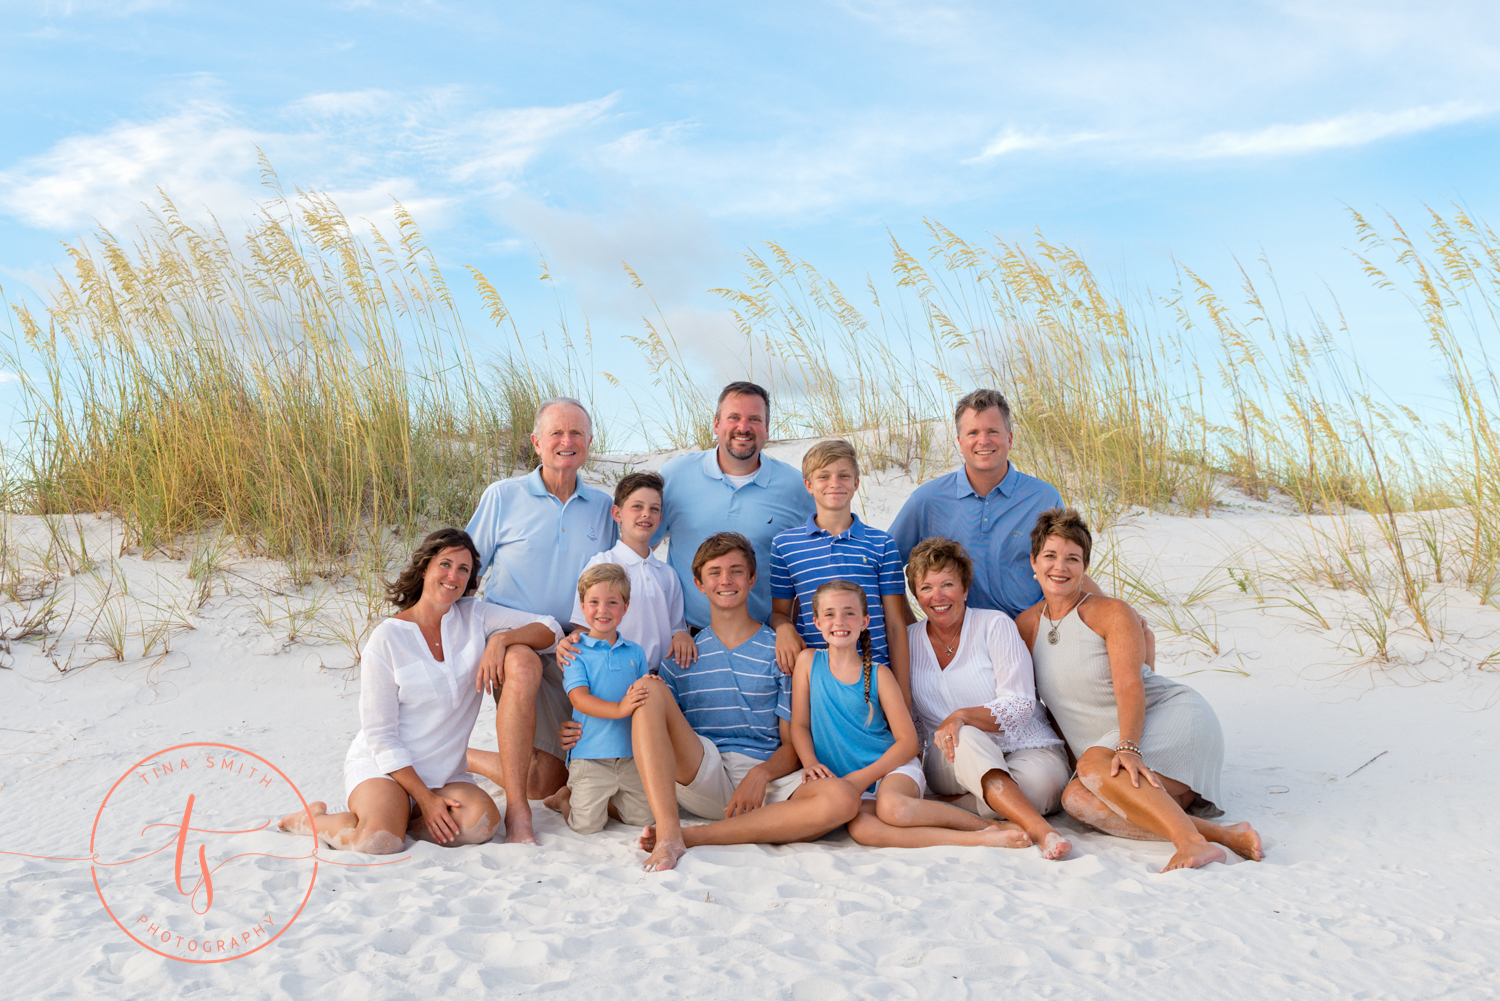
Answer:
[
  {"left": 504, "top": 804, "right": 540, "bottom": 845},
  {"left": 278, "top": 801, "right": 327, "bottom": 835},
  {"left": 1163, "top": 840, "right": 1227, "bottom": 872},
  {"left": 1040, "top": 831, "right": 1073, "bottom": 860},
  {"left": 983, "top": 822, "right": 1033, "bottom": 848},
  {"left": 1213, "top": 821, "right": 1265, "bottom": 861},
  {"left": 541, "top": 786, "right": 571, "bottom": 825}
]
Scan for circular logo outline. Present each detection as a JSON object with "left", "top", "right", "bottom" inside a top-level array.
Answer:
[{"left": 90, "top": 741, "right": 320, "bottom": 964}]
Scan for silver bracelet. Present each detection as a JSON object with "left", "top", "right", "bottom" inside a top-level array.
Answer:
[{"left": 1114, "top": 740, "right": 1142, "bottom": 757}]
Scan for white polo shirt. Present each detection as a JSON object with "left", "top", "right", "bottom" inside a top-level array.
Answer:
[{"left": 570, "top": 540, "right": 687, "bottom": 669}]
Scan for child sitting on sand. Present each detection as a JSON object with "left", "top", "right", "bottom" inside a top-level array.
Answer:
[
  {"left": 549, "top": 564, "right": 655, "bottom": 834},
  {"left": 791, "top": 579, "right": 1033, "bottom": 849}
]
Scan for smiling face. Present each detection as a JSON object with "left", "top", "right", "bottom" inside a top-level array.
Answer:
[
  {"left": 956, "top": 405, "right": 1013, "bottom": 480},
  {"left": 914, "top": 565, "right": 969, "bottom": 629},
  {"left": 421, "top": 546, "right": 474, "bottom": 610},
  {"left": 713, "top": 392, "right": 769, "bottom": 463},
  {"left": 693, "top": 550, "right": 755, "bottom": 611},
  {"left": 613, "top": 486, "right": 662, "bottom": 548},
  {"left": 531, "top": 402, "right": 592, "bottom": 476},
  {"left": 1031, "top": 534, "right": 1088, "bottom": 601},
  {"left": 804, "top": 458, "right": 858, "bottom": 514},
  {"left": 579, "top": 580, "right": 629, "bottom": 635},
  {"left": 813, "top": 589, "right": 869, "bottom": 650}
]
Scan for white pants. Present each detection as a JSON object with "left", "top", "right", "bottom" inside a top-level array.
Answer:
[
  {"left": 922, "top": 726, "right": 1070, "bottom": 819},
  {"left": 676, "top": 734, "right": 803, "bottom": 820}
]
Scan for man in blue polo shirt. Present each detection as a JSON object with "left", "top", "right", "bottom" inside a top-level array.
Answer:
[
  {"left": 653, "top": 381, "right": 814, "bottom": 630},
  {"left": 464, "top": 396, "right": 616, "bottom": 844}
]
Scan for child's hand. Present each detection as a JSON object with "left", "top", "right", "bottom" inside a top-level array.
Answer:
[
  {"left": 801, "top": 762, "right": 835, "bottom": 783},
  {"left": 617, "top": 683, "right": 652, "bottom": 716},
  {"left": 669, "top": 630, "right": 698, "bottom": 666},
  {"left": 555, "top": 630, "right": 583, "bottom": 667},
  {"left": 773, "top": 624, "right": 805, "bottom": 675}
]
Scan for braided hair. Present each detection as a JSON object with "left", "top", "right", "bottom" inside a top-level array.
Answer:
[{"left": 811, "top": 579, "right": 877, "bottom": 724}]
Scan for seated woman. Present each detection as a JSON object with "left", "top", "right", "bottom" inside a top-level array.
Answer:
[
  {"left": 1018, "top": 508, "right": 1264, "bottom": 872},
  {"left": 905, "top": 537, "right": 1073, "bottom": 860},
  {"left": 279, "top": 528, "right": 563, "bottom": 853},
  {"left": 792, "top": 580, "right": 1030, "bottom": 849}
]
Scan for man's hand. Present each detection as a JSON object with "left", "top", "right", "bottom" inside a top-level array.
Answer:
[
  {"left": 724, "top": 766, "right": 770, "bottom": 818},
  {"left": 669, "top": 630, "right": 698, "bottom": 666},
  {"left": 773, "top": 623, "right": 805, "bottom": 676},
  {"left": 555, "top": 629, "right": 584, "bottom": 667},
  {"left": 558, "top": 720, "right": 582, "bottom": 753},
  {"left": 476, "top": 636, "right": 508, "bottom": 694}
]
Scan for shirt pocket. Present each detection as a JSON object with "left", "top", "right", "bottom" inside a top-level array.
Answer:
[{"left": 393, "top": 660, "right": 444, "bottom": 706}]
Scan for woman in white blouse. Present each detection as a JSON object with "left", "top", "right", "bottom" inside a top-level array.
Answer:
[
  {"left": 907, "top": 538, "right": 1074, "bottom": 860},
  {"left": 279, "top": 529, "right": 562, "bottom": 853}
]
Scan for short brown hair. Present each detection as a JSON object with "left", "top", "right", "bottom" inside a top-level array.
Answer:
[
  {"left": 904, "top": 537, "right": 974, "bottom": 594},
  {"left": 954, "top": 389, "right": 1012, "bottom": 432},
  {"left": 577, "top": 562, "right": 631, "bottom": 604},
  {"left": 716, "top": 381, "right": 771, "bottom": 420},
  {"left": 801, "top": 439, "right": 860, "bottom": 480},
  {"left": 691, "top": 531, "right": 756, "bottom": 580},
  {"left": 386, "top": 528, "right": 482, "bottom": 611},
  {"left": 613, "top": 470, "right": 664, "bottom": 508},
  {"left": 1029, "top": 507, "right": 1092, "bottom": 568}
]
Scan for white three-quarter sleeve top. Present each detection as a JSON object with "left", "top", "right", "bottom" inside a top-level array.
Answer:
[
  {"left": 908, "top": 606, "right": 1064, "bottom": 754},
  {"left": 345, "top": 597, "right": 562, "bottom": 789}
]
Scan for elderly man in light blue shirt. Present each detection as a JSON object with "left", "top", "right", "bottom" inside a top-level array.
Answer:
[
  {"left": 464, "top": 397, "right": 616, "bottom": 844},
  {"left": 653, "top": 382, "right": 814, "bottom": 629}
]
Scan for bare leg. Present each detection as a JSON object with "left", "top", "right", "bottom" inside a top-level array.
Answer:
[
  {"left": 408, "top": 782, "right": 501, "bottom": 847},
  {"left": 629, "top": 677, "right": 708, "bottom": 872},
  {"left": 876, "top": 775, "right": 1032, "bottom": 844},
  {"left": 541, "top": 785, "right": 572, "bottom": 826},
  {"left": 527, "top": 750, "right": 568, "bottom": 801},
  {"left": 637, "top": 778, "right": 861, "bottom": 865},
  {"left": 848, "top": 800, "right": 1031, "bottom": 849},
  {"left": 979, "top": 769, "right": 1071, "bottom": 860},
  {"left": 278, "top": 779, "right": 408, "bottom": 854},
  {"left": 487, "top": 646, "right": 544, "bottom": 845},
  {"left": 1062, "top": 776, "right": 1264, "bottom": 861}
]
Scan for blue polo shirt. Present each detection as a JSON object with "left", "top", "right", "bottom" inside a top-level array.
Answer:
[
  {"left": 654, "top": 448, "right": 815, "bottom": 629},
  {"left": 465, "top": 468, "right": 617, "bottom": 626},
  {"left": 562, "top": 634, "right": 650, "bottom": 760},
  {"left": 888, "top": 463, "right": 1063, "bottom": 618},
  {"left": 657, "top": 625, "right": 790, "bottom": 761},
  {"left": 769, "top": 514, "right": 906, "bottom": 665}
]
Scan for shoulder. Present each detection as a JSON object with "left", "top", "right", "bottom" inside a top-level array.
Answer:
[
  {"left": 909, "top": 469, "right": 959, "bottom": 501},
  {"left": 659, "top": 450, "right": 706, "bottom": 479},
  {"left": 1010, "top": 467, "right": 1063, "bottom": 506},
  {"left": 791, "top": 646, "right": 818, "bottom": 677},
  {"left": 970, "top": 606, "right": 1017, "bottom": 633},
  {"left": 1078, "top": 593, "right": 1137, "bottom": 627}
]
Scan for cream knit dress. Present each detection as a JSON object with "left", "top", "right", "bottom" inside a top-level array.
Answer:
[{"left": 1031, "top": 598, "right": 1224, "bottom": 817}]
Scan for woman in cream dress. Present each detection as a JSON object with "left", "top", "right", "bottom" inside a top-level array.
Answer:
[{"left": 1018, "top": 508, "right": 1264, "bottom": 872}]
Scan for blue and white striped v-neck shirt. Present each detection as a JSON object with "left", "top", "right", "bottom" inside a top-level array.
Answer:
[{"left": 657, "top": 624, "right": 791, "bottom": 761}]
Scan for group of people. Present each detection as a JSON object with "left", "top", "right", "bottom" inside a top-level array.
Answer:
[{"left": 280, "top": 384, "right": 1264, "bottom": 873}]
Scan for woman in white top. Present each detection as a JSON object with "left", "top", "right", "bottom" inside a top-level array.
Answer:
[
  {"left": 907, "top": 538, "right": 1074, "bottom": 861},
  {"left": 279, "top": 529, "right": 562, "bottom": 854}
]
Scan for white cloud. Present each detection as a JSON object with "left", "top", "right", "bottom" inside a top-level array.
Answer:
[
  {"left": 1188, "top": 102, "right": 1491, "bottom": 158},
  {"left": 449, "top": 95, "right": 620, "bottom": 188},
  {"left": 968, "top": 128, "right": 1108, "bottom": 163},
  {"left": 289, "top": 89, "right": 393, "bottom": 119},
  {"left": 0, "top": 371, "right": 20, "bottom": 384}
]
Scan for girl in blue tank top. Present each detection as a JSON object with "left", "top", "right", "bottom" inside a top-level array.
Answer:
[{"left": 793, "top": 580, "right": 1039, "bottom": 849}]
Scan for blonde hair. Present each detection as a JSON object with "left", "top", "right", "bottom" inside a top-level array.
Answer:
[
  {"left": 801, "top": 439, "right": 860, "bottom": 480},
  {"left": 577, "top": 563, "right": 631, "bottom": 604},
  {"left": 811, "top": 579, "right": 876, "bottom": 723}
]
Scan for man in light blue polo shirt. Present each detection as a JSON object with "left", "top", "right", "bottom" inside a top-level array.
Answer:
[
  {"left": 464, "top": 396, "right": 616, "bottom": 844},
  {"left": 653, "top": 381, "right": 814, "bottom": 629}
]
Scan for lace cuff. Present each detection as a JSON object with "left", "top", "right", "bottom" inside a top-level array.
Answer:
[{"left": 984, "top": 695, "right": 1064, "bottom": 752}]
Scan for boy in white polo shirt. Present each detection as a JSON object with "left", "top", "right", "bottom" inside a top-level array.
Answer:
[{"left": 565, "top": 472, "right": 697, "bottom": 669}]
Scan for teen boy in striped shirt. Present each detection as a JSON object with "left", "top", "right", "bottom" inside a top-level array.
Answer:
[{"left": 767, "top": 440, "right": 912, "bottom": 699}]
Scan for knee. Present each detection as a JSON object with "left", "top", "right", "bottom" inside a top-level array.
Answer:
[
  {"left": 503, "top": 647, "right": 543, "bottom": 689},
  {"left": 1010, "top": 766, "right": 1065, "bottom": 815},
  {"left": 1060, "top": 780, "right": 1092, "bottom": 822},
  {"left": 874, "top": 792, "right": 918, "bottom": 828},
  {"left": 816, "top": 781, "right": 862, "bottom": 827},
  {"left": 845, "top": 809, "right": 880, "bottom": 845},
  {"left": 448, "top": 812, "right": 499, "bottom": 847}
]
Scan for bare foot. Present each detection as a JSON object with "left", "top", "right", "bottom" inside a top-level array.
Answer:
[
  {"left": 981, "top": 821, "right": 1033, "bottom": 848},
  {"left": 504, "top": 803, "right": 540, "bottom": 845},
  {"left": 541, "top": 786, "right": 572, "bottom": 825},
  {"left": 466, "top": 747, "right": 502, "bottom": 783},
  {"left": 278, "top": 802, "right": 326, "bottom": 835},
  {"left": 1162, "top": 840, "right": 1226, "bottom": 872},
  {"left": 637, "top": 824, "right": 658, "bottom": 854},
  {"left": 1210, "top": 821, "right": 1264, "bottom": 861},
  {"left": 643, "top": 834, "right": 687, "bottom": 872},
  {"left": 1040, "top": 830, "right": 1072, "bottom": 860}
]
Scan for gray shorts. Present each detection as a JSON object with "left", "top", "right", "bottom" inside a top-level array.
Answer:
[{"left": 493, "top": 651, "right": 570, "bottom": 761}]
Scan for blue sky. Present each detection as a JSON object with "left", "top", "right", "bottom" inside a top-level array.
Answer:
[{"left": 3, "top": 0, "right": 1498, "bottom": 435}]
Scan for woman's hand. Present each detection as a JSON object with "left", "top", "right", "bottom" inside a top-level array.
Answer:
[
  {"left": 1110, "top": 751, "right": 1161, "bottom": 789},
  {"left": 476, "top": 636, "right": 507, "bottom": 694},
  {"left": 417, "top": 793, "right": 465, "bottom": 844},
  {"left": 669, "top": 630, "right": 698, "bottom": 666},
  {"left": 801, "top": 762, "right": 835, "bottom": 783},
  {"left": 555, "top": 629, "right": 584, "bottom": 667},
  {"left": 934, "top": 715, "right": 965, "bottom": 763}
]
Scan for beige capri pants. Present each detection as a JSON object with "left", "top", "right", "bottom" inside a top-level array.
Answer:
[{"left": 922, "top": 725, "right": 1070, "bottom": 819}]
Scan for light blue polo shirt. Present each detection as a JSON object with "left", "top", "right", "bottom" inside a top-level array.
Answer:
[
  {"left": 465, "top": 468, "right": 617, "bottom": 626},
  {"left": 888, "top": 462, "right": 1063, "bottom": 618},
  {"left": 653, "top": 448, "right": 815, "bottom": 629},
  {"left": 769, "top": 514, "right": 905, "bottom": 665},
  {"left": 562, "top": 634, "right": 650, "bottom": 760}
]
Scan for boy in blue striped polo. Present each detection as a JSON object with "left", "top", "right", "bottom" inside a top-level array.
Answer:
[{"left": 769, "top": 440, "right": 912, "bottom": 699}]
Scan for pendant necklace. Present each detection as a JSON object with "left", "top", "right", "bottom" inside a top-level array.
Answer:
[{"left": 1042, "top": 593, "right": 1086, "bottom": 645}]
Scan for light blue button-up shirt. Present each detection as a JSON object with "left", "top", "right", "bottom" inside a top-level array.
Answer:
[
  {"left": 888, "top": 462, "right": 1063, "bottom": 618},
  {"left": 465, "top": 467, "right": 617, "bottom": 627},
  {"left": 654, "top": 448, "right": 816, "bottom": 629}
]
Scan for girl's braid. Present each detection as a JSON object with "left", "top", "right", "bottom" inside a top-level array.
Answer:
[{"left": 860, "top": 628, "right": 874, "bottom": 724}]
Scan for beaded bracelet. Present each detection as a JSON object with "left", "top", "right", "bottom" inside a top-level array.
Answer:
[{"left": 1114, "top": 740, "right": 1142, "bottom": 757}]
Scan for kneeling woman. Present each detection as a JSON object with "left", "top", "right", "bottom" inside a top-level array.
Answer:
[
  {"left": 1019, "top": 508, "right": 1263, "bottom": 872},
  {"left": 280, "top": 529, "right": 562, "bottom": 853},
  {"left": 792, "top": 580, "right": 1029, "bottom": 849}
]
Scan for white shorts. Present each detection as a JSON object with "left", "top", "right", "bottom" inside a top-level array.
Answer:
[
  {"left": 676, "top": 734, "right": 803, "bottom": 820},
  {"left": 865, "top": 756, "right": 928, "bottom": 801}
]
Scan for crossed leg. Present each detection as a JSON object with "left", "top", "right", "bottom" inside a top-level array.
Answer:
[
  {"left": 278, "top": 779, "right": 409, "bottom": 855},
  {"left": 845, "top": 774, "right": 1031, "bottom": 849}
]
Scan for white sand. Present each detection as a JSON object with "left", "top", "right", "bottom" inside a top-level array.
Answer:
[{"left": 3, "top": 445, "right": 1499, "bottom": 999}]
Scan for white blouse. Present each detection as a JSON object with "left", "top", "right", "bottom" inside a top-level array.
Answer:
[
  {"left": 346, "top": 597, "right": 563, "bottom": 788},
  {"left": 908, "top": 607, "right": 1064, "bottom": 754}
]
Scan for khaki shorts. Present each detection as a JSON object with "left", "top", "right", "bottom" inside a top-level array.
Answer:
[
  {"left": 493, "top": 651, "right": 570, "bottom": 761},
  {"left": 922, "top": 726, "right": 1070, "bottom": 819},
  {"left": 566, "top": 757, "right": 653, "bottom": 834},
  {"left": 676, "top": 734, "right": 803, "bottom": 820}
]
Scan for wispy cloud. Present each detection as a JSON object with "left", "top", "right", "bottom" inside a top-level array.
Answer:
[
  {"left": 1188, "top": 102, "right": 1491, "bottom": 158},
  {"left": 967, "top": 128, "right": 1108, "bottom": 163},
  {"left": 0, "top": 370, "right": 20, "bottom": 384}
]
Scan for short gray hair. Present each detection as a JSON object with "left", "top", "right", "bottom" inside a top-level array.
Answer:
[
  {"left": 533, "top": 397, "right": 593, "bottom": 437},
  {"left": 953, "top": 389, "right": 1012, "bottom": 432}
]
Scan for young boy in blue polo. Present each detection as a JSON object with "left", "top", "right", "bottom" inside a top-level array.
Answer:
[
  {"left": 769, "top": 439, "right": 912, "bottom": 698},
  {"left": 553, "top": 563, "right": 654, "bottom": 834}
]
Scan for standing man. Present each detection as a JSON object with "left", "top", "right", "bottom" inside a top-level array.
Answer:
[
  {"left": 654, "top": 381, "right": 814, "bottom": 631},
  {"left": 465, "top": 397, "right": 617, "bottom": 844}
]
